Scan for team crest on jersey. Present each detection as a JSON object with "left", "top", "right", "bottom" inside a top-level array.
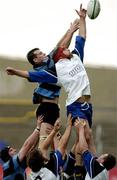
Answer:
[{"left": 69, "top": 64, "right": 84, "bottom": 77}]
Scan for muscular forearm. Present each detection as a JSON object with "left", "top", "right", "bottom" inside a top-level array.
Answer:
[
  {"left": 79, "top": 17, "right": 86, "bottom": 39},
  {"left": 23, "top": 130, "right": 39, "bottom": 149},
  {"left": 13, "top": 69, "right": 29, "bottom": 79},
  {"left": 58, "top": 125, "right": 72, "bottom": 154},
  {"left": 18, "top": 128, "right": 40, "bottom": 162},
  {"left": 56, "top": 29, "right": 70, "bottom": 47},
  {"left": 57, "top": 30, "right": 74, "bottom": 48},
  {"left": 40, "top": 129, "right": 56, "bottom": 151},
  {"left": 79, "top": 128, "right": 88, "bottom": 153},
  {"left": 88, "top": 131, "right": 97, "bottom": 155}
]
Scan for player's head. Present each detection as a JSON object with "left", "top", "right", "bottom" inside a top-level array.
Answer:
[
  {"left": 0, "top": 146, "right": 16, "bottom": 162},
  {"left": 27, "top": 48, "right": 47, "bottom": 67},
  {"left": 27, "top": 149, "right": 45, "bottom": 172},
  {"left": 53, "top": 47, "right": 72, "bottom": 62},
  {"left": 97, "top": 153, "right": 116, "bottom": 170}
]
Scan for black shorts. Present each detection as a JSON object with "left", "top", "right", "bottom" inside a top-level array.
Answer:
[{"left": 36, "top": 102, "right": 60, "bottom": 126}]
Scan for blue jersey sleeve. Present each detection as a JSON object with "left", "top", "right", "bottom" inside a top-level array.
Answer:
[
  {"left": 82, "top": 150, "right": 105, "bottom": 178},
  {"left": 63, "top": 152, "right": 76, "bottom": 176},
  {"left": 72, "top": 36, "right": 85, "bottom": 62},
  {"left": 32, "top": 83, "right": 61, "bottom": 104},
  {"left": 3, "top": 154, "right": 20, "bottom": 177},
  {"left": 28, "top": 70, "right": 57, "bottom": 84},
  {"left": 46, "top": 150, "right": 65, "bottom": 177}
]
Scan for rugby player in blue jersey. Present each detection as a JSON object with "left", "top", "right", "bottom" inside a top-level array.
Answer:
[
  {"left": 0, "top": 116, "right": 43, "bottom": 180},
  {"left": 75, "top": 120, "right": 116, "bottom": 180}
]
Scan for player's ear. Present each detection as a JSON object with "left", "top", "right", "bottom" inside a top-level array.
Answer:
[{"left": 33, "top": 58, "right": 38, "bottom": 63}]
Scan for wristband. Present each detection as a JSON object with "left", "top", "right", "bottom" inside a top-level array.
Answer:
[{"left": 36, "top": 127, "right": 40, "bottom": 132}]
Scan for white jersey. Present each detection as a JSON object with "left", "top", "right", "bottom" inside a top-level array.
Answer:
[
  {"left": 55, "top": 54, "right": 91, "bottom": 106},
  {"left": 30, "top": 167, "right": 59, "bottom": 180},
  {"left": 85, "top": 169, "right": 108, "bottom": 180}
]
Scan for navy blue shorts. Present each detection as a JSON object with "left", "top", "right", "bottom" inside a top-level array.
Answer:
[
  {"left": 67, "top": 101, "right": 93, "bottom": 127},
  {"left": 36, "top": 102, "right": 60, "bottom": 126}
]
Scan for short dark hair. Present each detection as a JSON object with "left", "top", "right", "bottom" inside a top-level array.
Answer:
[
  {"left": 27, "top": 149, "right": 44, "bottom": 172},
  {"left": 0, "top": 146, "right": 11, "bottom": 162},
  {"left": 103, "top": 154, "right": 116, "bottom": 170},
  {"left": 27, "top": 48, "right": 39, "bottom": 66},
  {"left": 14, "top": 174, "right": 25, "bottom": 180}
]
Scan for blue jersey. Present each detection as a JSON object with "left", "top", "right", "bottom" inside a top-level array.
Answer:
[
  {"left": 30, "top": 150, "right": 65, "bottom": 180},
  {"left": 32, "top": 48, "right": 61, "bottom": 104},
  {"left": 3, "top": 154, "right": 26, "bottom": 180},
  {"left": 72, "top": 35, "right": 85, "bottom": 62},
  {"left": 28, "top": 35, "right": 85, "bottom": 85},
  {"left": 62, "top": 152, "right": 86, "bottom": 179},
  {"left": 82, "top": 150, "right": 105, "bottom": 178},
  {"left": 63, "top": 152, "right": 76, "bottom": 177}
]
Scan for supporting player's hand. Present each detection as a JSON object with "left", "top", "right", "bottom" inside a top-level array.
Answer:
[
  {"left": 74, "top": 119, "right": 86, "bottom": 130},
  {"left": 53, "top": 118, "right": 61, "bottom": 132},
  {"left": 37, "top": 115, "right": 44, "bottom": 128}
]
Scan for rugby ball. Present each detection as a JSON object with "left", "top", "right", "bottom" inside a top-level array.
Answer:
[{"left": 87, "top": 0, "right": 101, "bottom": 19}]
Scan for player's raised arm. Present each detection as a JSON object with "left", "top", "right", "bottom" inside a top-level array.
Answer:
[
  {"left": 6, "top": 66, "right": 58, "bottom": 84},
  {"left": 75, "top": 4, "right": 87, "bottom": 39},
  {"left": 40, "top": 118, "right": 61, "bottom": 157},
  {"left": 56, "top": 19, "right": 80, "bottom": 49},
  {"left": 57, "top": 114, "right": 73, "bottom": 155},
  {"left": 18, "top": 115, "right": 43, "bottom": 162}
]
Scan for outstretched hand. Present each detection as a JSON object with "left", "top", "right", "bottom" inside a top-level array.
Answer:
[
  {"left": 74, "top": 119, "right": 86, "bottom": 129},
  {"left": 75, "top": 4, "right": 87, "bottom": 19},
  {"left": 6, "top": 67, "right": 16, "bottom": 75},
  {"left": 69, "top": 19, "right": 80, "bottom": 33},
  {"left": 54, "top": 118, "right": 61, "bottom": 132}
]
